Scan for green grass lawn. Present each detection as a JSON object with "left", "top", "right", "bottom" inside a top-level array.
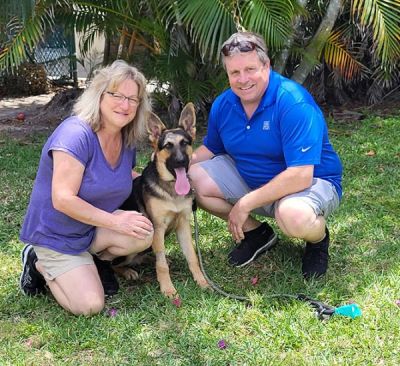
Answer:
[{"left": 1, "top": 115, "right": 399, "bottom": 365}]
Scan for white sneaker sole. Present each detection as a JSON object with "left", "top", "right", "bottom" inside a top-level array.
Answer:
[
  {"left": 19, "top": 245, "right": 33, "bottom": 294},
  {"left": 235, "top": 233, "right": 278, "bottom": 268}
]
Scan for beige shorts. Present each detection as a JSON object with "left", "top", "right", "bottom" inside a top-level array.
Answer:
[{"left": 33, "top": 245, "right": 94, "bottom": 280}]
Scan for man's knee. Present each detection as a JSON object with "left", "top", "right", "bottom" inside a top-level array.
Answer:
[
  {"left": 188, "top": 163, "right": 206, "bottom": 192},
  {"left": 189, "top": 163, "right": 222, "bottom": 198},
  {"left": 275, "top": 198, "right": 316, "bottom": 237}
]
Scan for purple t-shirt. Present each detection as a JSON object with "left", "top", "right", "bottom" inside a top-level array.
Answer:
[{"left": 20, "top": 116, "right": 135, "bottom": 254}]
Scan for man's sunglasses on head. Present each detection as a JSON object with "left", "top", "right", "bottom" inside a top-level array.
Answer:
[{"left": 221, "top": 40, "right": 263, "bottom": 56}]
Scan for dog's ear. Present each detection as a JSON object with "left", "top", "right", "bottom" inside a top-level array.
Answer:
[
  {"left": 147, "top": 112, "right": 166, "bottom": 146},
  {"left": 178, "top": 102, "right": 196, "bottom": 140}
]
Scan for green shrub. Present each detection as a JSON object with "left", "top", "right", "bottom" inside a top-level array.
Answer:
[{"left": 0, "top": 62, "right": 49, "bottom": 97}]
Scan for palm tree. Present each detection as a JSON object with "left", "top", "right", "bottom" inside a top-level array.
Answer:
[
  {"left": 1, "top": 0, "right": 399, "bottom": 105},
  {"left": 169, "top": 0, "right": 400, "bottom": 104},
  {"left": 292, "top": 0, "right": 400, "bottom": 104}
]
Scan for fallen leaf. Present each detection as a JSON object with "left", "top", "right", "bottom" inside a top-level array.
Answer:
[
  {"left": 16, "top": 112, "right": 25, "bottom": 121},
  {"left": 251, "top": 276, "right": 259, "bottom": 286},
  {"left": 23, "top": 336, "right": 42, "bottom": 349},
  {"left": 365, "top": 150, "right": 376, "bottom": 156},
  {"left": 24, "top": 338, "right": 33, "bottom": 348}
]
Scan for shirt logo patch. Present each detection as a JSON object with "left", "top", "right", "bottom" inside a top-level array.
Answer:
[
  {"left": 262, "top": 121, "right": 270, "bottom": 130},
  {"left": 301, "top": 146, "right": 312, "bottom": 152}
]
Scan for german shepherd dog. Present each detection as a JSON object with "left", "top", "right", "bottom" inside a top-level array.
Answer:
[{"left": 118, "top": 103, "right": 209, "bottom": 297}]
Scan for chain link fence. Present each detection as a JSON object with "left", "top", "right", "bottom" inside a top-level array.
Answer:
[
  {"left": 1, "top": 2, "right": 77, "bottom": 85},
  {"left": 34, "top": 26, "right": 77, "bottom": 84}
]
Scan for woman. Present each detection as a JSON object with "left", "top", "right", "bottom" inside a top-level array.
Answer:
[{"left": 19, "top": 60, "right": 154, "bottom": 315}]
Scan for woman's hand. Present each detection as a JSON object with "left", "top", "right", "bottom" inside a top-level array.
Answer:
[{"left": 112, "top": 210, "right": 153, "bottom": 239}]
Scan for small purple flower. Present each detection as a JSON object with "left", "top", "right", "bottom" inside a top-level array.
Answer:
[
  {"left": 107, "top": 307, "right": 118, "bottom": 317},
  {"left": 172, "top": 297, "right": 182, "bottom": 308},
  {"left": 395, "top": 299, "right": 400, "bottom": 307},
  {"left": 217, "top": 339, "right": 227, "bottom": 349}
]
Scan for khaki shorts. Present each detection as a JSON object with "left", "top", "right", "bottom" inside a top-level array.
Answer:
[
  {"left": 199, "top": 154, "right": 340, "bottom": 218},
  {"left": 34, "top": 245, "right": 94, "bottom": 280}
]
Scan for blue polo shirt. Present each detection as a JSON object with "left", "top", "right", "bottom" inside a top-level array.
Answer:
[{"left": 203, "top": 70, "right": 343, "bottom": 198}]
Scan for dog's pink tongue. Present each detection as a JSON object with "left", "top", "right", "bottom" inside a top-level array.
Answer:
[{"left": 174, "top": 167, "right": 190, "bottom": 195}]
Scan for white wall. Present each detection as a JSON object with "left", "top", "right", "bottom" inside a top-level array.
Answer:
[{"left": 74, "top": 31, "right": 105, "bottom": 79}]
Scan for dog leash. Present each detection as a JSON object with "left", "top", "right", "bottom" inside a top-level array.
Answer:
[{"left": 192, "top": 200, "right": 361, "bottom": 320}]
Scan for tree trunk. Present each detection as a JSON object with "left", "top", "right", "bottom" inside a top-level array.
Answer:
[
  {"left": 274, "top": 0, "right": 308, "bottom": 74},
  {"left": 292, "top": 0, "right": 342, "bottom": 84},
  {"left": 103, "top": 36, "right": 111, "bottom": 66},
  {"left": 117, "top": 26, "right": 127, "bottom": 59}
]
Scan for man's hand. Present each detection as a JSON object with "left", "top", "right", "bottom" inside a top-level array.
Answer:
[{"left": 228, "top": 199, "right": 251, "bottom": 243}]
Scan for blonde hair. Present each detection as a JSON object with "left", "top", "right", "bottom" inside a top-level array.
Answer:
[
  {"left": 73, "top": 60, "right": 151, "bottom": 148},
  {"left": 221, "top": 32, "right": 270, "bottom": 69}
]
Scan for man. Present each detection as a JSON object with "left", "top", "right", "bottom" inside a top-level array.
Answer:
[{"left": 189, "top": 32, "right": 342, "bottom": 279}]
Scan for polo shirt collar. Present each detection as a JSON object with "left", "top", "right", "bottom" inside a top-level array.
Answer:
[{"left": 261, "top": 70, "right": 279, "bottom": 108}]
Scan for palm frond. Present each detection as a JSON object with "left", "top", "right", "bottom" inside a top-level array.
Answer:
[
  {"left": 173, "top": 0, "right": 236, "bottom": 61},
  {"left": 242, "top": 0, "right": 295, "bottom": 51},
  {"left": 0, "top": 0, "right": 66, "bottom": 71},
  {"left": 55, "top": 0, "right": 167, "bottom": 59},
  {"left": 352, "top": 0, "right": 400, "bottom": 62},
  {"left": 0, "top": 3, "right": 55, "bottom": 71},
  {"left": 71, "top": 1, "right": 139, "bottom": 31},
  {"left": 324, "top": 30, "right": 369, "bottom": 81},
  {"left": 366, "top": 62, "right": 400, "bottom": 104}
]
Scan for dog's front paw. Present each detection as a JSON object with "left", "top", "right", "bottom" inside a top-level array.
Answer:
[
  {"left": 121, "top": 268, "right": 139, "bottom": 281},
  {"left": 197, "top": 277, "right": 210, "bottom": 289},
  {"left": 161, "top": 285, "right": 177, "bottom": 298},
  {"left": 193, "top": 271, "right": 209, "bottom": 289}
]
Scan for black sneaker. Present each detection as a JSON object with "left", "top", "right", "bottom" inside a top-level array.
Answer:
[
  {"left": 228, "top": 222, "right": 278, "bottom": 267},
  {"left": 302, "top": 228, "right": 330, "bottom": 279},
  {"left": 20, "top": 245, "right": 47, "bottom": 296},
  {"left": 93, "top": 256, "right": 119, "bottom": 296}
]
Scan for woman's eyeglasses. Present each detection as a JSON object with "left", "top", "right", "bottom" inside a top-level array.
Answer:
[
  {"left": 221, "top": 40, "right": 262, "bottom": 56},
  {"left": 105, "top": 91, "right": 140, "bottom": 106}
]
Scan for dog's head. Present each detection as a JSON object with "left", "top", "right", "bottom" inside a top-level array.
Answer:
[{"left": 147, "top": 103, "right": 196, "bottom": 195}]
